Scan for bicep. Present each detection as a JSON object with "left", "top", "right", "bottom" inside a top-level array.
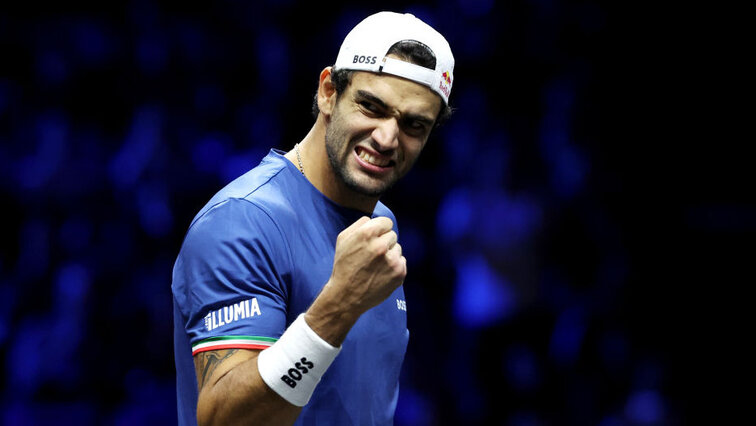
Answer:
[
  {"left": 194, "top": 348, "right": 261, "bottom": 391},
  {"left": 193, "top": 348, "right": 302, "bottom": 426}
]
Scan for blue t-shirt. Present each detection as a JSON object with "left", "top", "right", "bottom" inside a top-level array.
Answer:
[{"left": 172, "top": 149, "right": 409, "bottom": 425}]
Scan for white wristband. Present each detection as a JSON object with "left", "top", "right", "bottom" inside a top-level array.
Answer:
[{"left": 257, "top": 314, "right": 341, "bottom": 407}]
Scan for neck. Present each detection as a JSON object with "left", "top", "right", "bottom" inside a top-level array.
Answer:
[{"left": 284, "top": 115, "right": 379, "bottom": 214}]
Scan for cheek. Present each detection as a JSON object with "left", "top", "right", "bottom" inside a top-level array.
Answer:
[
  {"left": 330, "top": 110, "right": 367, "bottom": 142},
  {"left": 326, "top": 114, "right": 351, "bottom": 144},
  {"left": 403, "top": 139, "right": 426, "bottom": 159}
]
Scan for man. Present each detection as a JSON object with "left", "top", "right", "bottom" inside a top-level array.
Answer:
[{"left": 172, "top": 11, "right": 455, "bottom": 425}]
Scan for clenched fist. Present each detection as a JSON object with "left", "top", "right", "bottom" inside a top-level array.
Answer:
[{"left": 305, "top": 216, "right": 407, "bottom": 346}]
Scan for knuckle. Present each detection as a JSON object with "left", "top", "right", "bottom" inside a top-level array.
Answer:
[
  {"left": 387, "top": 252, "right": 403, "bottom": 269},
  {"left": 396, "top": 258, "right": 407, "bottom": 274},
  {"left": 374, "top": 216, "right": 393, "bottom": 230},
  {"left": 368, "top": 240, "right": 384, "bottom": 255},
  {"left": 357, "top": 225, "right": 371, "bottom": 238}
]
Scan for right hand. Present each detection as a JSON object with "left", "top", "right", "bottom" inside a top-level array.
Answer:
[
  {"left": 305, "top": 216, "right": 407, "bottom": 345},
  {"left": 327, "top": 216, "right": 407, "bottom": 314}
]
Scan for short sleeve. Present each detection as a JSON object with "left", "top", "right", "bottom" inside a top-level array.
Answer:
[{"left": 172, "top": 197, "right": 291, "bottom": 356}]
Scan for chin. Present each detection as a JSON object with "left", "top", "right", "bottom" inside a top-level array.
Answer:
[{"left": 348, "top": 175, "right": 397, "bottom": 198}]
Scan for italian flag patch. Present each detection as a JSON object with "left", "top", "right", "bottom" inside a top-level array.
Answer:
[{"left": 192, "top": 335, "right": 278, "bottom": 356}]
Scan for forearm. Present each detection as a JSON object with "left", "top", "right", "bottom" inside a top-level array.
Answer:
[
  {"left": 196, "top": 351, "right": 302, "bottom": 426},
  {"left": 304, "top": 281, "right": 361, "bottom": 347}
]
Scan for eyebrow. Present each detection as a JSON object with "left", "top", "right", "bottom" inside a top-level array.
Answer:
[{"left": 355, "top": 90, "right": 435, "bottom": 126}]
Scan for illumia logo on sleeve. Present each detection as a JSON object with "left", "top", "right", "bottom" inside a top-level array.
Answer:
[{"left": 205, "top": 298, "right": 262, "bottom": 331}]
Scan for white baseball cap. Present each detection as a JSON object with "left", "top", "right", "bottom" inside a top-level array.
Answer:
[{"left": 333, "top": 11, "right": 455, "bottom": 105}]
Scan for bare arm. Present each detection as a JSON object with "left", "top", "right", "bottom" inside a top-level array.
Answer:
[
  {"left": 194, "top": 348, "right": 302, "bottom": 426},
  {"left": 193, "top": 216, "right": 406, "bottom": 425}
]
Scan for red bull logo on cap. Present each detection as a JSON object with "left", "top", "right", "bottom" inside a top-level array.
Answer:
[
  {"left": 438, "top": 70, "right": 452, "bottom": 98},
  {"left": 442, "top": 71, "right": 452, "bottom": 85}
]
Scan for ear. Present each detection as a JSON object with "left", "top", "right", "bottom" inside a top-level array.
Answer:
[{"left": 317, "top": 67, "right": 337, "bottom": 117}]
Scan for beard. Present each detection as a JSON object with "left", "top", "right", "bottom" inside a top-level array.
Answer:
[
  {"left": 325, "top": 133, "right": 394, "bottom": 198},
  {"left": 324, "top": 114, "right": 404, "bottom": 198}
]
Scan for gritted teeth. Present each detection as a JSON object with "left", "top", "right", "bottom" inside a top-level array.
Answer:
[{"left": 356, "top": 147, "right": 392, "bottom": 167}]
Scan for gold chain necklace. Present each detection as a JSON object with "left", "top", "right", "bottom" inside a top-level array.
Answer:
[{"left": 294, "top": 143, "right": 305, "bottom": 176}]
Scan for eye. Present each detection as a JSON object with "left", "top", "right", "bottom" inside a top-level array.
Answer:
[
  {"left": 402, "top": 119, "right": 428, "bottom": 136},
  {"left": 409, "top": 120, "right": 425, "bottom": 130},
  {"left": 358, "top": 100, "right": 378, "bottom": 113}
]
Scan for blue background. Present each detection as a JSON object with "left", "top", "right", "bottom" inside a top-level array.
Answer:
[{"left": 0, "top": 1, "right": 750, "bottom": 425}]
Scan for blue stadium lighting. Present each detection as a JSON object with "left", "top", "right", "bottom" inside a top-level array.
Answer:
[
  {"left": 109, "top": 107, "right": 161, "bottom": 189},
  {"left": 549, "top": 307, "right": 587, "bottom": 366},
  {"left": 506, "top": 344, "right": 541, "bottom": 391},
  {"left": 625, "top": 389, "right": 665, "bottom": 424},
  {"left": 191, "top": 133, "right": 230, "bottom": 174},
  {"left": 453, "top": 254, "right": 515, "bottom": 328},
  {"left": 436, "top": 188, "right": 473, "bottom": 243}
]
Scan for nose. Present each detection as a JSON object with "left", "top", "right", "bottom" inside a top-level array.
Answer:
[{"left": 371, "top": 118, "right": 400, "bottom": 152}]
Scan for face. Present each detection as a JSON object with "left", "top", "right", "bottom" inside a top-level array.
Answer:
[{"left": 324, "top": 71, "right": 442, "bottom": 198}]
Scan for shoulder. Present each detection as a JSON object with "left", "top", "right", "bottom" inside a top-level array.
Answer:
[
  {"left": 178, "top": 151, "right": 302, "bottom": 263},
  {"left": 173, "top": 197, "right": 294, "bottom": 312},
  {"left": 187, "top": 151, "right": 306, "bottom": 238},
  {"left": 176, "top": 198, "right": 288, "bottom": 277},
  {"left": 190, "top": 152, "right": 297, "bottom": 227}
]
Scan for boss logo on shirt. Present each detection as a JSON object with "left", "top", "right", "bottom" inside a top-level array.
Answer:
[
  {"left": 396, "top": 299, "right": 407, "bottom": 311},
  {"left": 280, "top": 357, "right": 315, "bottom": 388}
]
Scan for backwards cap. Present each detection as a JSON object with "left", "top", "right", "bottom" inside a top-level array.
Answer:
[{"left": 333, "top": 11, "right": 455, "bottom": 104}]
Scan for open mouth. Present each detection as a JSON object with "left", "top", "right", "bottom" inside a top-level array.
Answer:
[{"left": 355, "top": 146, "right": 394, "bottom": 169}]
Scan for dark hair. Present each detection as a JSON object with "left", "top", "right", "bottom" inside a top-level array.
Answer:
[{"left": 312, "top": 40, "right": 453, "bottom": 128}]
